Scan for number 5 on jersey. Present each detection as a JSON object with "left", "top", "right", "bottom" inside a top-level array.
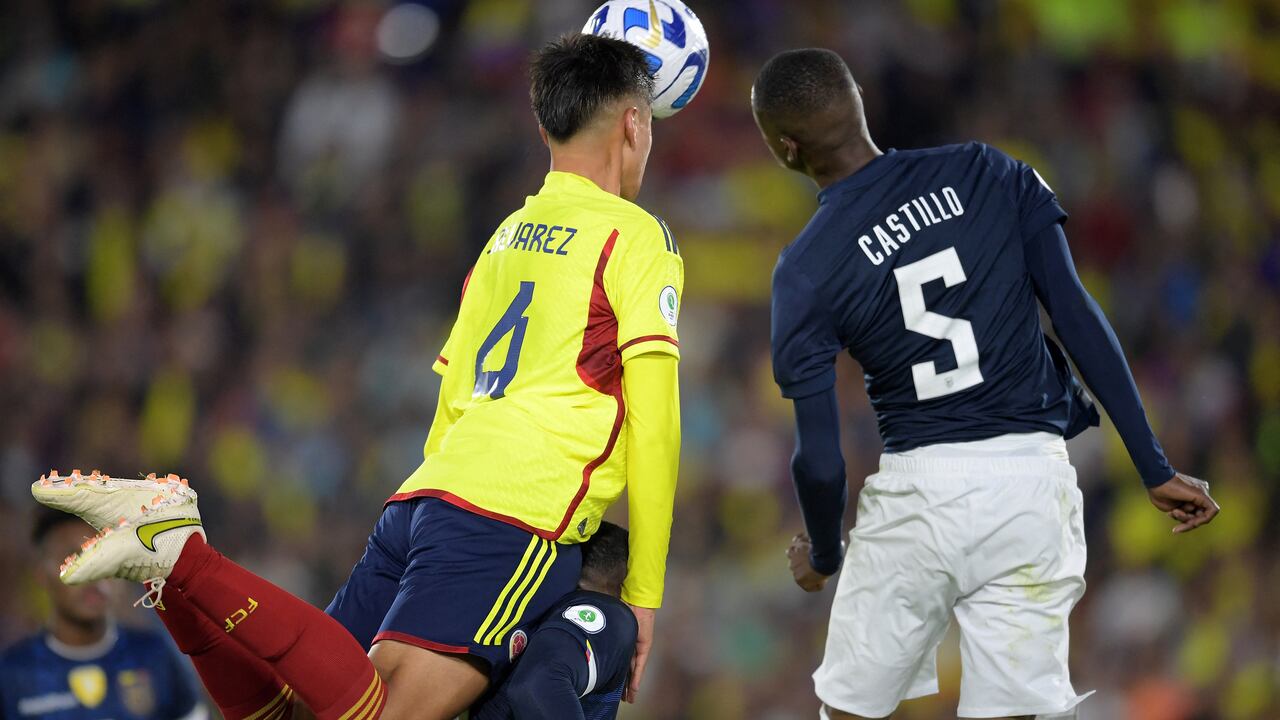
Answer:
[
  {"left": 893, "top": 248, "right": 984, "bottom": 401},
  {"left": 474, "top": 281, "right": 534, "bottom": 399}
]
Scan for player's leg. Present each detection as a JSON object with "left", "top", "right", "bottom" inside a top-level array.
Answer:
[
  {"left": 152, "top": 584, "right": 296, "bottom": 720},
  {"left": 33, "top": 472, "right": 304, "bottom": 717},
  {"left": 952, "top": 465, "right": 1090, "bottom": 719},
  {"left": 367, "top": 640, "right": 489, "bottom": 719},
  {"left": 364, "top": 497, "right": 583, "bottom": 720},
  {"left": 166, "top": 533, "right": 388, "bottom": 720},
  {"left": 41, "top": 475, "right": 386, "bottom": 720},
  {"left": 812, "top": 471, "right": 960, "bottom": 718}
]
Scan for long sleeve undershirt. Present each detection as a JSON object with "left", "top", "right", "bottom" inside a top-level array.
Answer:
[
  {"left": 790, "top": 390, "right": 847, "bottom": 576},
  {"left": 620, "top": 353, "right": 681, "bottom": 609},
  {"left": 1024, "top": 222, "right": 1174, "bottom": 487}
]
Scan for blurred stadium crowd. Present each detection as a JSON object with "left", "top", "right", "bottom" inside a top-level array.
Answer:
[{"left": 1, "top": 1, "right": 1278, "bottom": 718}]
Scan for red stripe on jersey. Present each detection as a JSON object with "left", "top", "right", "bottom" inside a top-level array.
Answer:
[
  {"left": 372, "top": 630, "right": 470, "bottom": 655},
  {"left": 576, "top": 230, "right": 622, "bottom": 393},
  {"left": 555, "top": 229, "right": 628, "bottom": 540},
  {"left": 436, "top": 355, "right": 449, "bottom": 366},
  {"left": 619, "top": 335, "right": 679, "bottom": 353},
  {"left": 384, "top": 489, "right": 556, "bottom": 539},
  {"left": 461, "top": 265, "right": 475, "bottom": 301}
]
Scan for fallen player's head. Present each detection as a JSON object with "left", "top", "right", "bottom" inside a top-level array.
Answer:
[
  {"left": 32, "top": 507, "right": 115, "bottom": 626},
  {"left": 579, "top": 521, "right": 628, "bottom": 597},
  {"left": 529, "top": 33, "right": 656, "bottom": 200},
  {"left": 751, "top": 48, "right": 870, "bottom": 176}
]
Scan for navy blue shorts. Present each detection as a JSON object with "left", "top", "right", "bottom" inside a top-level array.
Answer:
[{"left": 326, "top": 497, "right": 582, "bottom": 680}]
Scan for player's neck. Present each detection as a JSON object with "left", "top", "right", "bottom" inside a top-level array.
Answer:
[
  {"left": 810, "top": 137, "right": 882, "bottom": 190},
  {"left": 50, "top": 612, "right": 109, "bottom": 647},
  {"left": 548, "top": 145, "right": 624, "bottom": 197}
]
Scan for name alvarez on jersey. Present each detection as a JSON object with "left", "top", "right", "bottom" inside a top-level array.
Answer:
[{"left": 490, "top": 222, "right": 577, "bottom": 256}]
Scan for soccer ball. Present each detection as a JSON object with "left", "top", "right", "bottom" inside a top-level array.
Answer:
[{"left": 583, "top": 0, "right": 709, "bottom": 118}]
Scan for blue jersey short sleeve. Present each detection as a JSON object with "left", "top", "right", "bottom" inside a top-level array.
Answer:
[
  {"left": 978, "top": 144, "right": 1068, "bottom": 238},
  {"left": 772, "top": 143, "right": 1099, "bottom": 451},
  {"left": 771, "top": 258, "right": 843, "bottom": 399}
]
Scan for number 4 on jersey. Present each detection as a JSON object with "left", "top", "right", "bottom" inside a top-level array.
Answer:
[
  {"left": 893, "top": 248, "right": 984, "bottom": 401},
  {"left": 474, "top": 282, "right": 534, "bottom": 399}
]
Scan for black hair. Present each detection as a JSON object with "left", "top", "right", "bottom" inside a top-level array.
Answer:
[
  {"left": 581, "top": 520, "right": 629, "bottom": 592},
  {"left": 529, "top": 33, "right": 655, "bottom": 142},
  {"left": 32, "top": 507, "right": 86, "bottom": 545},
  {"left": 752, "top": 48, "right": 857, "bottom": 124}
]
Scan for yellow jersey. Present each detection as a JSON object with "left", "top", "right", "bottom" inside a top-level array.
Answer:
[{"left": 390, "top": 171, "right": 683, "bottom": 545}]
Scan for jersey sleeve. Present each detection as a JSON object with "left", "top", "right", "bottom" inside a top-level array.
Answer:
[
  {"left": 771, "top": 260, "right": 843, "bottom": 399},
  {"left": 433, "top": 265, "right": 478, "bottom": 376},
  {"left": 604, "top": 215, "right": 683, "bottom": 362},
  {"left": 486, "top": 627, "right": 588, "bottom": 719},
  {"left": 979, "top": 143, "right": 1068, "bottom": 238},
  {"left": 539, "top": 603, "right": 638, "bottom": 699}
]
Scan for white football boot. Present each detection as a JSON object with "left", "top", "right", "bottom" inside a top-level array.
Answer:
[
  {"left": 32, "top": 469, "right": 197, "bottom": 531},
  {"left": 56, "top": 486, "right": 204, "bottom": 589}
]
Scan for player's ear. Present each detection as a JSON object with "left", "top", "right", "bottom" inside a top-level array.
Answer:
[
  {"left": 780, "top": 135, "right": 800, "bottom": 167},
  {"left": 622, "top": 106, "right": 640, "bottom": 149},
  {"left": 538, "top": 125, "right": 550, "bottom": 148}
]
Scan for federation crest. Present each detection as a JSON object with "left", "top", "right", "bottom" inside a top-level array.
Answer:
[
  {"left": 119, "top": 670, "right": 157, "bottom": 717},
  {"left": 562, "top": 604, "right": 606, "bottom": 634},
  {"left": 68, "top": 665, "right": 107, "bottom": 709},
  {"left": 508, "top": 629, "right": 528, "bottom": 660}
]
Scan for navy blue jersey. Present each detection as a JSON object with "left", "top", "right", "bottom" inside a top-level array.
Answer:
[
  {"left": 0, "top": 625, "right": 201, "bottom": 720},
  {"left": 771, "top": 143, "right": 1098, "bottom": 450},
  {"left": 473, "top": 590, "right": 637, "bottom": 720}
]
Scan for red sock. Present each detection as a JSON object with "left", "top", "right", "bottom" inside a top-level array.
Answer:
[
  {"left": 168, "top": 534, "right": 386, "bottom": 720},
  {"left": 153, "top": 583, "right": 294, "bottom": 720}
]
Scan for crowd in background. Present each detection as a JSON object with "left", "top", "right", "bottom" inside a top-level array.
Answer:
[{"left": 1, "top": 1, "right": 1277, "bottom": 718}]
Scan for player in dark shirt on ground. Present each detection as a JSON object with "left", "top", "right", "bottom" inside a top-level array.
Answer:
[
  {"left": 751, "top": 49, "right": 1219, "bottom": 719},
  {"left": 473, "top": 521, "right": 637, "bottom": 720},
  {"left": 0, "top": 510, "right": 203, "bottom": 720}
]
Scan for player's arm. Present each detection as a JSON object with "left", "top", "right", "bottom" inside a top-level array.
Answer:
[
  {"left": 619, "top": 354, "right": 679, "bottom": 608},
  {"left": 604, "top": 217, "right": 683, "bottom": 701},
  {"left": 787, "top": 388, "right": 847, "bottom": 584},
  {"left": 771, "top": 261, "right": 848, "bottom": 582},
  {"left": 492, "top": 628, "right": 589, "bottom": 720},
  {"left": 604, "top": 218, "right": 682, "bottom": 608},
  {"left": 1026, "top": 222, "right": 1218, "bottom": 531}
]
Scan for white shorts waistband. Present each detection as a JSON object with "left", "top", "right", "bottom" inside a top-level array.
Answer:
[{"left": 877, "top": 452, "right": 1077, "bottom": 482}]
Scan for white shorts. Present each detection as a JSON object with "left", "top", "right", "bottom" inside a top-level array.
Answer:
[{"left": 813, "top": 450, "right": 1092, "bottom": 718}]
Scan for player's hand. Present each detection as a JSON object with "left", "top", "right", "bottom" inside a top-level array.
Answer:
[
  {"left": 624, "top": 604, "right": 655, "bottom": 703},
  {"left": 787, "top": 532, "right": 832, "bottom": 592},
  {"left": 1147, "top": 473, "right": 1219, "bottom": 533}
]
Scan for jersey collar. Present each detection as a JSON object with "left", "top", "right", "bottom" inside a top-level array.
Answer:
[
  {"left": 817, "top": 148, "right": 898, "bottom": 202},
  {"left": 541, "top": 171, "right": 608, "bottom": 196},
  {"left": 44, "top": 621, "right": 119, "bottom": 661}
]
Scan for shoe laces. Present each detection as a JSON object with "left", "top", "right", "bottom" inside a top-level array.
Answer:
[{"left": 134, "top": 578, "right": 166, "bottom": 609}]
